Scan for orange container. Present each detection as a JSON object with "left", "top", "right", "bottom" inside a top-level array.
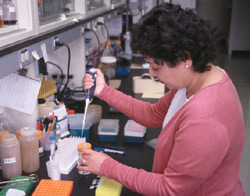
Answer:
[{"left": 32, "top": 179, "right": 73, "bottom": 196}]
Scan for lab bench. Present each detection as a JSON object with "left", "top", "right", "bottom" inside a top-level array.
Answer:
[{"left": 0, "top": 67, "right": 162, "bottom": 196}]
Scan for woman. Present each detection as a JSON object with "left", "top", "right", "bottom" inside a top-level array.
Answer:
[{"left": 79, "top": 3, "right": 245, "bottom": 195}]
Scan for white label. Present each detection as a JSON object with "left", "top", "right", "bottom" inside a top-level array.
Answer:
[
  {"left": 9, "top": 7, "right": 15, "bottom": 13},
  {"left": 4, "top": 157, "right": 16, "bottom": 164},
  {"left": 39, "top": 147, "right": 44, "bottom": 153}
]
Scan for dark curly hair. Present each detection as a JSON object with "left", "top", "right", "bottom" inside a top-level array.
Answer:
[{"left": 131, "top": 3, "right": 219, "bottom": 73}]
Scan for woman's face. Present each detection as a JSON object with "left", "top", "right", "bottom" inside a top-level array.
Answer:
[{"left": 145, "top": 57, "right": 190, "bottom": 90}]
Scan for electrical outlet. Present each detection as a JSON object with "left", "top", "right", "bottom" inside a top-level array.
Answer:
[{"left": 53, "top": 36, "right": 59, "bottom": 48}]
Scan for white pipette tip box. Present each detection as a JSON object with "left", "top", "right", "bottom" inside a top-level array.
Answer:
[{"left": 124, "top": 120, "right": 146, "bottom": 143}]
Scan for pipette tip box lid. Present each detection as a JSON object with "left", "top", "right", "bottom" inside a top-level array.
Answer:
[
  {"left": 32, "top": 179, "right": 73, "bottom": 196},
  {"left": 69, "top": 113, "right": 93, "bottom": 141},
  {"left": 98, "top": 119, "right": 119, "bottom": 142},
  {"left": 124, "top": 120, "right": 146, "bottom": 143}
]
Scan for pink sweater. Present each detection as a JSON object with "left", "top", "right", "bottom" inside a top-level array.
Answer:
[{"left": 98, "top": 72, "right": 245, "bottom": 196}]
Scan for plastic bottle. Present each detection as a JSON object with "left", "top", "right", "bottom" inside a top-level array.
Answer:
[
  {"left": 0, "top": 130, "right": 9, "bottom": 170},
  {"left": 0, "top": 134, "right": 22, "bottom": 180},
  {"left": 19, "top": 127, "right": 40, "bottom": 173},
  {"left": 77, "top": 142, "right": 92, "bottom": 175},
  {"left": 101, "top": 40, "right": 114, "bottom": 57},
  {"left": 2, "top": 0, "right": 17, "bottom": 25},
  {"left": 114, "top": 40, "right": 123, "bottom": 57},
  {"left": 0, "top": 107, "right": 13, "bottom": 134},
  {"left": 0, "top": 4, "right": 3, "bottom": 28}
]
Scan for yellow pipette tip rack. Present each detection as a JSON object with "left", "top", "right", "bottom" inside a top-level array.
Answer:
[
  {"left": 32, "top": 179, "right": 73, "bottom": 196},
  {"left": 95, "top": 177, "right": 123, "bottom": 196}
]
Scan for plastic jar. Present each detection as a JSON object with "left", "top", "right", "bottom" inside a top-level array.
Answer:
[
  {"left": 0, "top": 134, "right": 22, "bottom": 180},
  {"left": 99, "top": 56, "right": 117, "bottom": 79},
  {"left": 77, "top": 142, "right": 92, "bottom": 175},
  {"left": 19, "top": 127, "right": 40, "bottom": 173}
]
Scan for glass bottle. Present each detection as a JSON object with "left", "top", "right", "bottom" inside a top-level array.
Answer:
[
  {"left": 0, "top": 4, "right": 3, "bottom": 28},
  {"left": 77, "top": 142, "right": 92, "bottom": 175},
  {"left": 2, "top": 0, "right": 17, "bottom": 25},
  {"left": 0, "top": 134, "right": 22, "bottom": 180},
  {"left": 19, "top": 127, "right": 40, "bottom": 173},
  {"left": 0, "top": 107, "right": 13, "bottom": 134}
]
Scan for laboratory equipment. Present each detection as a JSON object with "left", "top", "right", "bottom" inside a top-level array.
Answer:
[
  {"left": 0, "top": 5, "right": 3, "bottom": 28},
  {"left": 70, "top": 113, "right": 93, "bottom": 140},
  {"left": 98, "top": 119, "right": 119, "bottom": 142},
  {"left": 55, "top": 136, "right": 86, "bottom": 174},
  {"left": 19, "top": 127, "right": 40, "bottom": 173},
  {"left": 77, "top": 142, "right": 92, "bottom": 175},
  {"left": 2, "top": 0, "right": 17, "bottom": 25},
  {"left": 32, "top": 179, "right": 73, "bottom": 196},
  {"left": 0, "top": 134, "right": 22, "bottom": 180},
  {"left": 46, "top": 160, "right": 60, "bottom": 180},
  {"left": 0, "top": 108, "right": 13, "bottom": 134},
  {"left": 99, "top": 56, "right": 117, "bottom": 79},
  {"left": 81, "top": 69, "right": 97, "bottom": 137},
  {"left": 49, "top": 135, "right": 56, "bottom": 160},
  {"left": 124, "top": 120, "right": 146, "bottom": 143},
  {"left": 0, "top": 174, "right": 39, "bottom": 185}
]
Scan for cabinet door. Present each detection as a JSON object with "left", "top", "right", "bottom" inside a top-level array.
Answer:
[{"left": 35, "top": 0, "right": 85, "bottom": 34}]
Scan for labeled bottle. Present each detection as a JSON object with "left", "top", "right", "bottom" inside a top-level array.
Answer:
[
  {"left": 0, "top": 130, "right": 9, "bottom": 170},
  {"left": 0, "top": 134, "right": 22, "bottom": 180},
  {"left": 77, "top": 142, "right": 92, "bottom": 175},
  {"left": 19, "top": 127, "right": 40, "bottom": 173},
  {"left": 0, "top": 4, "right": 3, "bottom": 28},
  {"left": 2, "top": 0, "right": 17, "bottom": 25},
  {"left": 0, "top": 107, "right": 13, "bottom": 134}
]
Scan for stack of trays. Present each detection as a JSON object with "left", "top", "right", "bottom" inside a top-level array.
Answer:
[
  {"left": 124, "top": 120, "right": 146, "bottom": 143},
  {"left": 87, "top": 104, "right": 102, "bottom": 124},
  {"left": 98, "top": 119, "right": 119, "bottom": 142}
]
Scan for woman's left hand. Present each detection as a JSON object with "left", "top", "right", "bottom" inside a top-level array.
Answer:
[{"left": 77, "top": 148, "right": 110, "bottom": 175}]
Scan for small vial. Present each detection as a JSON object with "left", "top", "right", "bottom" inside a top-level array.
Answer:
[
  {"left": 50, "top": 135, "right": 56, "bottom": 160},
  {"left": 77, "top": 142, "right": 92, "bottom": 175},
  {"left": 2, "top": 0, "right": 17, "bottom": 25}
]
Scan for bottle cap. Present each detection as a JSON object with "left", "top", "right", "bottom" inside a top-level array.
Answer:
[
  {"left": 1, "top": 134, "right": 17, "bottom": 145},
  {"left": 36, "top": 130, "right": 43, "bottom": 140},
  {"left": 20, "top": 127, "right": 36, "bottom": 136},
  {"left": 115, "top": 40, "right": 121, "bottom": 45},
  {"left": 78, "top": 142, "right": 92, "bottom": 154},
  {"left": 0, "top": 130, "right": 9, "bottom": 141},
  {"left": 107, "top": 40, "right": 112, "bottom": 45},
  {"left": 50, "top": 135, "right": 56, "bottom": 141}
]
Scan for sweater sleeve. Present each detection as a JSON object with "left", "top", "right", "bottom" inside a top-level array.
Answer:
[
  {"left": 99, "top": 117, "right": 230, "bottom": 196},
  {"left": 98, "top": 84, "right": 175, "bottom": 128}
]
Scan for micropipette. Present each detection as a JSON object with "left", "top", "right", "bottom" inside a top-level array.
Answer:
[{"left": 82, "top": 69, "right": 97, "bottom": 137}]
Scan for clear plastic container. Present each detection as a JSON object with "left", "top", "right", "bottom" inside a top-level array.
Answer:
[
  {"left": 2, "top": 0, "right": 17, "bottom": 25},
  {"left": 77, "top": 142, "right": 92, "bottom": 175},
  {"left": 0, "top": 5, "right": 3, "bottom": 28},
  {"left": 0, "top": 134, "right": 22, "bottom": 180},
  {"left": 99, "top": 56, "right": 117, "bottom": 79},
  {"left": 0, "top": 108, "right": 13, "bottom": 134},
  {"left": 98, "top": 119, "right": 119, "bottom": 142},
  {"left": 19, "top": 127, "right": 40, "bottom": 173}
]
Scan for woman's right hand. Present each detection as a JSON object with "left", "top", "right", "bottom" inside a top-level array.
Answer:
[{"left": 83, "top": 68, "right": 105, "bottom": 97}]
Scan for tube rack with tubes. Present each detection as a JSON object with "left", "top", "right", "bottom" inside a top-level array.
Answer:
[{"left": 55, "top": 136, "right": 86, "bottom": 174}]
